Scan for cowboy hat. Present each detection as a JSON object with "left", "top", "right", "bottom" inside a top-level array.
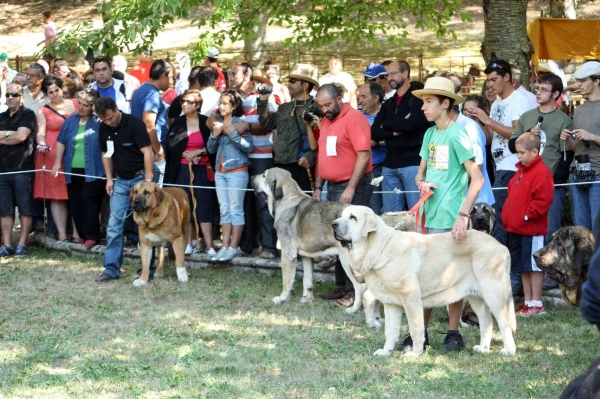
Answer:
[
  {"left": 286, "top": 64, "right": 319, "bottom": 88},
  {"left": 412, "top": 77, "right": 465, "bottom": 104}
]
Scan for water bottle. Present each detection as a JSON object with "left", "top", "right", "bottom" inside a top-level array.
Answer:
[{"left": 536, "top": 116, "right": 546, "bottom": 155}]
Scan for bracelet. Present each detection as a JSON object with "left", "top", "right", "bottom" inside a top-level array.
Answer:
[
  {"left": 314, "top": 186, "right": 322, "bottom": 191},
  {"left": 416, "top": 179, "right": 425, "bottom": 187},
  {"left": 458, "top": 212, "right": 469, "bottom": 219}
]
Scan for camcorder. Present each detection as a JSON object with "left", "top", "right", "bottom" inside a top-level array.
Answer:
[
  {"left": 302, "top": 105, "right": 324, "bottom": 123},
  {"left": 257, "top": 85, "right": 273, "bottom": 95}
]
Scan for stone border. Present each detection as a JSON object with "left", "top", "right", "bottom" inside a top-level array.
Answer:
[{"left": 33, "top": 235, "right": 336, "bottom": 281}]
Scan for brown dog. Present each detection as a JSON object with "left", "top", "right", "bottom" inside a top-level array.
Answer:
[
  {"left": 129, "top": 182, "right": 190, "bottom": 287},
  {"left": 534, "top": 226, "right": 595, "bottom": 306}
]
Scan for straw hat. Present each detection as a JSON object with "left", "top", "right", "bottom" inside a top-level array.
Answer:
[
  {"left": 286, "top": 64, "right": 319, "bottom": 88},
  {"left": 252, "top": 68, "right": 272, "bottom": 86},
  {"left": 412, "top": 77, "right": 465, "bottom": 104}
]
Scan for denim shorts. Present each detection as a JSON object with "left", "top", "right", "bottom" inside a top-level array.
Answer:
[{"left": 0, "top": 172, "right": 35, "bottom": 216}]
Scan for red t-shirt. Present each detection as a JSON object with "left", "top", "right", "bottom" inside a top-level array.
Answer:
[
  {"left": 214, "top": 66, "right": 227, "bottom": 90},
  {"left": 317, "top": 104, "right": 372, "bottom": 182},
  {"left": 129, "top": 62, "right": 153, "bottom": 84},
  {"left": 181, "top": 131, "right": 207, "bottom": 166}
]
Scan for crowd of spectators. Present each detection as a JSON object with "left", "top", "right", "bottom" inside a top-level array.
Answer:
[{"left": 0, "top": 30, "right": 599, "bottom": 323}]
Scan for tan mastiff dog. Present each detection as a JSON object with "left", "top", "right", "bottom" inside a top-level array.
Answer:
[
  {"left": 332, "top": 205, "right": 517, "bottom": 357},
  {"left": 130, "top": 182, "right": 190, "bottom": 287}
]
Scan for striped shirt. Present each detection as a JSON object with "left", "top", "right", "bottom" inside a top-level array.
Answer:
[{"left": 241, "top": 92, "right": 278, "bottom": 159}]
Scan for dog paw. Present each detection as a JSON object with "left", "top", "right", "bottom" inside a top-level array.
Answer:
[
  {"left": 154, "top": 272, "right": 164, "bottom": 279},
  {"left": 500, "top": 348, "right": 516, "bottom": 356},
  {"left": 367, "top": 320, "right": 383, "bottom": 329},
  {"left": 133, "top": 279, "right": 147, "bottom": 287},
  {"left": 301, "top": 295, "right": 314, "bottom": 303},
  {"left": 345, "top": 306, "right": 361, "bottom": 314},
  {"left": 373, "top": 348, "right": 393, "bottom": 356},
  {"left": 176, "top": 268, "right": 188, "bottom": 283},
  {"left": 272, "top": 296, "right": 286, "bottom": 305},
  {"left": 404, "top": 350, "right": 422, "bottom": 357},
  {"left": 473, "top": 345, "right": 489, "bottom": 353}
]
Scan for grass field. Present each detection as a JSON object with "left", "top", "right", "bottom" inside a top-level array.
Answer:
[{"left": 0, "top": 246, "right": 598, "bottom": 398}]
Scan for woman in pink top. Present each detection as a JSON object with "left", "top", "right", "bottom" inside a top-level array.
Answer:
[{"left": 165, "top": 89, "right": 218, "bottom": 255}]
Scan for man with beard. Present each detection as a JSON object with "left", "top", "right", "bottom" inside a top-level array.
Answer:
[
  {"left": 371, "top": 60, "right": 432, "bottom": 213},
  {"left": 312, "top": 83, "right": 373, "bottom": 306}
]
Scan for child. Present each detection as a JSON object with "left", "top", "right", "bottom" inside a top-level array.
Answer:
[
  {"left": 206, "top": 90, "right": 253, "bottom": 262},
  {"left": 502, "top": 133, "right": 554, "bottom": 315}
]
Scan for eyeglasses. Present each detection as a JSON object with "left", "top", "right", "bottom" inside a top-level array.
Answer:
[
  {"left": 5, "top": 92, "right": 21, "bottom": 98},
  {"left": 488, "top": 62, "right": 505, "bottom": 71},
  {"left": 387, "top": 70, "right": 402, "bottom": 76},
  {"left": 364, "top": 77, "right": 376, "bottom": 82},
  {"left": 535, "top": 86, "right": 553, "bottom": 94},
  {"left": 181, "top": 99, "right": 196, "bottom": 105}
]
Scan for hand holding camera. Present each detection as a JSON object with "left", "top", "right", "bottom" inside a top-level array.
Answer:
[
  {"left": 302, "top": 106, "right": 324, "bottom": 123},
  {"left": 37, "top": 145, "right": 51, "bottom": 153}
]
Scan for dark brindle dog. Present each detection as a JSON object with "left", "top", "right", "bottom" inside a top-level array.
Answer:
[
  {"left": 468, "top": 202, "right": 496, "bottom": 235},
  {"left": 533, "top": 226, "right": 595, "bottom": 306}
]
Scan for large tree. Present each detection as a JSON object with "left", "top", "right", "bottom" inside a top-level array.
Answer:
[
  {"left": 480, "top": 0, "right": 533, "bottom": 79},
  {"left": 48, "top": 0, "right": 473, "bottom": 62}
]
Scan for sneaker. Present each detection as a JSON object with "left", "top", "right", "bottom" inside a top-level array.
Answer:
[
  {"left": 523, "top": 305, "right": 547, "bottom": 316},
  {"left": 206, "top": 247, "right": 217, "bottom": 256},
  {"left": 335, "top": 291, "right": 355, "bottom": 307},
  {"left": 395, "top": 332, "right": 430, "bottom": 352},
  {"left": 211, "top": 246, "right": 228, "bottom": 261},
  {"left": 440, "top": 332, "right": 465, "bottom": 352},
  {"left": 319, "top": 286, "right": 346, "bottom": 300},
  {"left": 218, "top": 247, "right": 242, "bottom": 262},
  {"left": 84, "top": 240, "right": 97, "bottom": 250},
  {"left": 14, "top": 245, "right": 27, "bottom": 258},
  {"left": 515, "top": 303, "right": 528, "bottom": 314},
  {"left": 185, "top": 244, "right": 193, "bottom": 255},
  {"left": 0, "top": 245, "right": 15, "bottom": 258}
]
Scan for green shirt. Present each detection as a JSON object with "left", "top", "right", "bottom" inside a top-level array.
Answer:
[
  {"left": 419, "top": 122, "right": 475, "bottom": 229},
  {"left": 511, "top": 107, "right": 573, "bottom": 175},
  {"left": 71, "top": 123, "right": 86, "bottom": 169}
]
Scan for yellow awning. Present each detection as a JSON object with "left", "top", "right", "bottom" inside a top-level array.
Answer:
[{"left": 528, "top": 18, "right": 600, "bottom": 68}]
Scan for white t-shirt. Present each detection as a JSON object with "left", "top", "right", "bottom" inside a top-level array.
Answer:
[
  {"left": 517, "top": 86, "right": 538, "bottom": 110},
  {"left": 318, "top": 72, "right": 357, "bottom": 103},
  {"left": 384, "top": 90, "right": 395, "bottom": 101},
  {"left": 490, "top": 89, "right": 534, "bottom": 171},
  {"left": 199, "top": 87, "right": 221, "bottom": 117}
]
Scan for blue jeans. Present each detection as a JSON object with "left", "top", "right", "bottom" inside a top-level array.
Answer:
[
  {"left": 492, "top": 170, "right": 515, "bottom": 246},
  {"left": 103, "top": 175, "right": 144, "bottom": 278},
  {"left": 154, "top": 160, "right": 166, "bottom": 188},
  {"left": 327, "top": 176, "right": 373, "bottom": 290},
  {"left": 382, "top": 165, "right": 419, "bottom": 212},
  {"left": 570, "top": 174, "right": 600, "bottom": 231},
  {"left": 546, "top": 186, "right": 566, "bottom": 243},
  {"left": 215, "top": 170, "right": 248, "bottom": 226},
  {"left": 369, "top": 165, "right": 384, "bottom": 215}
]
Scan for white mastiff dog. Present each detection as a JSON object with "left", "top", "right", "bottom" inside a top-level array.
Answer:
[{"left": 332, "top": 205, "right": 517, "bottom": 357}]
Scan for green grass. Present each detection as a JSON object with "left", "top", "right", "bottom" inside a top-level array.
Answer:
[{"left": 0, "top": 246, "right": 597, "bottom": 398}]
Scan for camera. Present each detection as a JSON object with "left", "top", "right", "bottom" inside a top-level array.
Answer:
[
  {"left": 302, "top": 105, "right": 324, "bottom": 123},
  {"left": 257, "top": 85, "right": 273, "bottom": 95}
]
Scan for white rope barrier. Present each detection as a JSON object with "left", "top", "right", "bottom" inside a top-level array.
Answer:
[{"left": 2, "top": 168, "right": 599, "bottom": 195}]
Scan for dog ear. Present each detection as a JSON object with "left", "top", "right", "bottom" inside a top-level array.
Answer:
[
  {"left": 156, "top": 187, "right": 165, "bottom": 206},
  {"left": 572, "top": 228, "right": 594, "bottom": 270},
  {"left": 129, "top": 187, "right": 136, "bottom": 203},
  {"left": 272, "top": 179, "right": 284, "bottom": 201},
  {"left": 362, "top": 211, "right": 379, "bottom": 237},
  {"left": 488, "top": 205, "right": 497, "bottom": 234}
]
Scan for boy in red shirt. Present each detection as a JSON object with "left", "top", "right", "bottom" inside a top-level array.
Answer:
[{"left": 502, "top": 133, "right": 554, "bottom": 316}]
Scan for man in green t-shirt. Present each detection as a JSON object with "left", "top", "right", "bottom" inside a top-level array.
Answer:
[{"left": 397, "top": 77, "right": 483, "bottom": 353}]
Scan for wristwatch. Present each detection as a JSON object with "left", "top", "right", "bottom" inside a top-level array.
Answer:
[{"left": 4, "top": 130, "right": 11, "bottom": 137}]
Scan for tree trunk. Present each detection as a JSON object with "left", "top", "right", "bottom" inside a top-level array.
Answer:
[
  {"left": 243, "top": 13, "right": 268, "bottom": 63},
  {"left": 481, "top": 0, "right": 533, "bottom": 87}
]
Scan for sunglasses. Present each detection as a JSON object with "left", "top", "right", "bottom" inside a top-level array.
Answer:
[
  {"left": 5, "top": 92, "right": 21, "bottom": 98},
  {"left": 181, "top": 99, "right": 196, "bottom": 105},
  {"left": 488, "top": 62, "right": 505, "bottom": 71},
  {"left": 288, "top": 78, "right": 300, "bottom": 84}
]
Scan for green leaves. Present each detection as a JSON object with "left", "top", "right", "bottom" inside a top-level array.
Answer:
[{"left": 47, "top": 0, "right": 469, "bottom": 61}]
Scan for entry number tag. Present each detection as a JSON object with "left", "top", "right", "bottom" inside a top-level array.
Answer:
[
  {"left": 104, "top": 140, "right": 114, "bottom": 158},
  {"left": 326, "top": 136, "right": 337, "bottom": 156},
  {"left": 435, "top": 145, "right": 449, "bottom": 170}
]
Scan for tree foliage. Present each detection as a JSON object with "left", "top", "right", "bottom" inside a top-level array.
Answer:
[{"left": 47, "top": 0, "right": 472, "bottom": 62}]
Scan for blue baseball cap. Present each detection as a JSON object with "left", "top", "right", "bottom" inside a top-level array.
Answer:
[{"left": 363, "top": 63, "right": 387, "bottom": 78}]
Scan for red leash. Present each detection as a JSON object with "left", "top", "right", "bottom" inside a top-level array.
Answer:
[{"left": 408, "top": 190, "right": 433, "bottom": 234}]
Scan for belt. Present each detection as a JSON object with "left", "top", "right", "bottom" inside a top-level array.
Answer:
[{"left": 328, "top": 172, "right": 373, "bottom": 185}]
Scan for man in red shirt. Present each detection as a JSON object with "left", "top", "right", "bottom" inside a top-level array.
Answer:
[
  {"left": 312, "top": 83, "right": 373, "bottom": 305},
  {"left": 204, "top": 48, "right": 227, "bottom": 93}
]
